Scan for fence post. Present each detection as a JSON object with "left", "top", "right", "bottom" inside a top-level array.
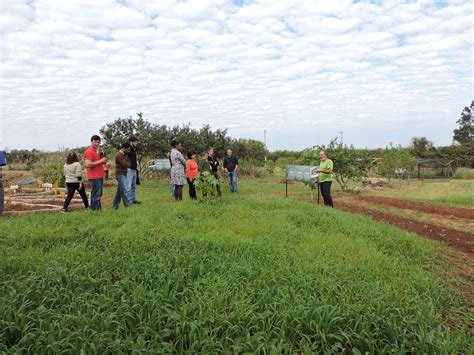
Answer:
[{"left": 285, "top": 179, "right": 288, "bottom": 198}]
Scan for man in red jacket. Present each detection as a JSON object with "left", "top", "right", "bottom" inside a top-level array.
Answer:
[{"left": 84, "top": 135, "right": 109, "bottom": 211}]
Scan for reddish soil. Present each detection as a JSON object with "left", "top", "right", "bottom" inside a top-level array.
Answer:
[
  {"left": 348, "top": 195, "right": 474, "bottom": 219},
  {"left": 336, "top": 202, "right": 473, "bottom": 257},
  {"left": 1, "top": 171, "right": 30, "bottom": 183}
]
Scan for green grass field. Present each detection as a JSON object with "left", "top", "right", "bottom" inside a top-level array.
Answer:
[
  {"left": 360, "top": 179, "right": 474, "bottom": 207},
  {"left": 0, "top": 180, "right": 472, "bottom": 353}
]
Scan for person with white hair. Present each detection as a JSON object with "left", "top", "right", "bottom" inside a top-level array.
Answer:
[{"left": 315, "top": 151, "right": 334, "bottom": 207}]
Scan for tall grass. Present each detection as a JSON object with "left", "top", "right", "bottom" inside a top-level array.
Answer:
[
  {"left": 453, "top": 167, "right": 474, "bottom": 180},
  {"left": 362, "top": 178, "right": 474, "bottom": 207},
  {"left": 0, "top": 181, "right": 471, "bottom": 353}
]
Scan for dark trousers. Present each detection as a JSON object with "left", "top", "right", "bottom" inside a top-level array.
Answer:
[
  {"left": 211, "top": 172, "right": 222, "bottom": 196},
  {"left": 320, "top": 181, "right": 333, "bottom": 207},
  {"left": 174, "top": 185, "right": 183, "bottom": 201},
  {"left": 89, "top": 178, "right": 103, "bottom": 211},
  {"left": 63, "top": 182, "right": 89, "bottom": 210},
  {"left": 187, "top": 179, "right": 197, "bottom": 199}
]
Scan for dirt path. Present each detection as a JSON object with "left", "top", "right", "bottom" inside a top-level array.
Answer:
[
  {"left": 349, "top": 195, "right": 474, "bottom": 219},
  {"left": 335, "top": 201, "right": 473, "bottom": 257}
]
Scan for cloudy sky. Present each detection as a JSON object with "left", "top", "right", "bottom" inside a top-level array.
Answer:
[{"left": 1, "top": 0, "right": 473, "bottom": 151}]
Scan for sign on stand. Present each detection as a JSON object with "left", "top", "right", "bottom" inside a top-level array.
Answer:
[
  {"left": 285, "top": 165, "right": 321, "bottom": 204},
  {"left": 148, "top": 159, "right": 171, "bottom": 171}
]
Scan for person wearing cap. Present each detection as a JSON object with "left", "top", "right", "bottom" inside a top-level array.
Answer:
[
  {"left": 84, "top": 135, "right": 109, "bottom": 211},
  {"left": 126, "top": 136, "right": 140, "bottom": 205},
  {"left": 113, "top": 143, "right": 132, "bottom": 209}
]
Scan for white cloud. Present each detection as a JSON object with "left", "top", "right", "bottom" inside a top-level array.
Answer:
[{"left": 1, "top": 0, "right": 473, "bottom": 151}]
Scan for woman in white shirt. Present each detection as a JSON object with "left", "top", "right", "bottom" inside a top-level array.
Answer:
[{"left": 62, "top": 152, "right": 89, "bottom": 212}]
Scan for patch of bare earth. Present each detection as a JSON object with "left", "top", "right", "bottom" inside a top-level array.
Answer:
[
  {"left": 337, "top": 194, "right": 474, "bottom": 235},
  {"left": 335, "top": 201, "right": 473, "bottom": 257},
  {"left": 352, "top": 195, "right": 474, "bottom": 219}
]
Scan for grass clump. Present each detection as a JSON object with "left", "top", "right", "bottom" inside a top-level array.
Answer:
[{"left": 452, "top": 167, "right": 474, "bottom": 180}]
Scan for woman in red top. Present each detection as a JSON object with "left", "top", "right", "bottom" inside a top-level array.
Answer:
[{"left": 186, "top": 150, "right": 199, "bottom": 199}]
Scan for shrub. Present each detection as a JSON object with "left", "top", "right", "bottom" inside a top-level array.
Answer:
[
  {"left": 452, "top": 168, "right": 474, "bottom": 180},
  {"left": 33, "top": 153, "right": 68, "bottom": 186},
  {"left": 237, "top": 158, "right": 268, "bottom": 178},
  {"left": 377, "top": 146, "right": 416, "bottom": 181},
  {"left": 194, "top": 172, "right": 219, "bottom": 198}
]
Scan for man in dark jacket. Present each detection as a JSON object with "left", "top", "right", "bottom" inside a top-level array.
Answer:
[
  {"left": 126, "top": 136, "right": 140, "bottom": 204},
  {"left": 223, "top": 148, "right": 239, "bottom": 193},
  {"left": 207, "top": 147, "right": 222, "bottom": 196},
  {"left": 114, "top": 143, "right": 132, "bottom": 209}
]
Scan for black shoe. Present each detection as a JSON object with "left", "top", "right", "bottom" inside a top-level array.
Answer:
[{"left": 133, "top": 201, "right": 141, "bottom": 204}]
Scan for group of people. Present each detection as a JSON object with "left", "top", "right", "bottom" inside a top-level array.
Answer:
[
  {"left": 62, "top": 135, "right": 140, "bottom": 212},
  {"left": 170, "top": 139, "right": 239, "bottom": 200},
  {"left": 62, "top": 134, "right": 241, "bottom": 211}
]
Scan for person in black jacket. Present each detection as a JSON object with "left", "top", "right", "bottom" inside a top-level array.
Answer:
[
  {"left": 126, "top": 136, "right": 141, "bottom": 204},
  {"left": 207, "top": 147, "right": 222, "bottom": 196},
  {"left": 223, "top": 149, "right": 239, "bottom": 193}
]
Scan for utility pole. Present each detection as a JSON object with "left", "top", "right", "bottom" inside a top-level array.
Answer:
[
  {"left": 339, "top": 131, "right": 343, "bottom": 144},
  {"left": 264, "top": 129, "right": 267, "bottom": 166}
]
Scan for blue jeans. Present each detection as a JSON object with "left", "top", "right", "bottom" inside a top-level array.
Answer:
[
  {"left": 228, "top": 171, "right": 238, "bottom": 193},
  {"left": 113, "top": 175, "right": 129, "bottom": 209},
  {"left": 126, "top": 168, "right": 137, "bottom": 204},
  {"left": 89, "top": 178, "right": 103, "bottom": 211}
]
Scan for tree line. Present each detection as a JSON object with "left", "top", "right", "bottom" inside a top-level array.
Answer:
[{"left": 99, "top": 114, "right": 266, "bottom": 166}]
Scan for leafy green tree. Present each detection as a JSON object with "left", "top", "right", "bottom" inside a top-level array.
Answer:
[
  {"left": 99, "top": 114, "right": 164, "bottom": 167},
  {"left": 301, "top": 139, "right": 372, "bottom": 192},
  {"left": 230, "top": 139, "right": 266, "bottom": 162},
  {"left": 169, "top": 123, "right": 231, "bottom": 158},
  {"left": 377, "top": 145, "right": 416, "bottom": 181},
  {"left": 453, "top": 100, "right": 473, "bottom": 145},
  {"left": 426, "top": 144, "right": 474, "bottom": 160},
  {"left": 32, "top": 153, "right": 67, "bottom": 185},
  {"left": 6, "top": 149, "right": 45, "bottom": 170},
  {"left": 100, "top": 115, "right": 233, "bottom": 165},
  {"left": 267, "top": 150, "right": 302, "bottom": 161},
  {"left": 410, "top": 137, "right": 434, "bottom": 157}
]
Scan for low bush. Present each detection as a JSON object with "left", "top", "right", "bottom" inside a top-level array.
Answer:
[
  {"left": 238, "top": 158, "right": 269, "bottom": 178},
  {"left": 32, "top": 153, "right": 68, "bottom": 186},
  {"left": 194, "top": 172, "right": 219, "bottom": 198},
  {"left": 452, "top": 168, "right": 474, "bottom": 180}
]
